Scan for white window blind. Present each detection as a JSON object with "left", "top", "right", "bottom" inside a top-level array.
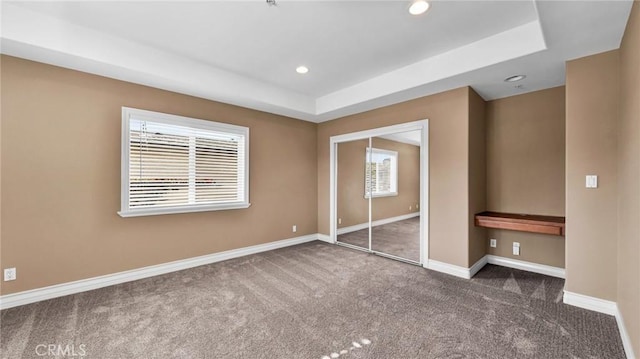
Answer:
[
  {"left": 119, "top": 108, "right": 249, "bottom": 217},
  {"left": 365, "top": 147, "right": 398, "bottom": 198}
]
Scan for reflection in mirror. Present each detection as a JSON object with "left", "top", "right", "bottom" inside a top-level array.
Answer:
[
  {"left": 365, "top": 147, "right": 398, "bottom": 199},
  {"left": 336, "top": 139, "right": 370, "bottom": 250},
  {"left": 370, "top": 130, "right": 421, "bottom": 262}
]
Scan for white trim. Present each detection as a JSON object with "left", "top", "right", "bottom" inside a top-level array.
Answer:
[
  {"left": 469, "top": 255, "right": 488, "bottom": 278},
  {"left": 486, "top": 255, "right": 565, "bottom": 279},
  {"left": 337, "top": 212, "right": 420, "bottom": 235},
  {"left": 425, "top": 259, "right": 473, "bottom": 279},
  {"left": 425, "top": 255, "right": 565, "bottom": 281},
  {"left": 0, "top": 233, "right": 323, "bottom": 310},
  {"left": 420, "top": 122, "right": 429, "bottom": 265},
  {"left": 118, "top": 203, "right": 252, "bottom": 218},
  {"left": 317, "top": 234, "right": 332, "bottom": 243},
  {"left": 615, "top": 307, "right": 636, "bottom": 359},
  {"left": 563, "top": 290, "right": 617, "bottom": 316},
  {"left": 330, "top": 121, "right": 427, "bottom": 144}
]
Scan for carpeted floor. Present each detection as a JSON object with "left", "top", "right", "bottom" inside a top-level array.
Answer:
[
  {"left": 0, "top": 241, "right": 626, "bottom": 358},
  {"left": 338, "top": 217, "right": 420, "bottom": 262}
]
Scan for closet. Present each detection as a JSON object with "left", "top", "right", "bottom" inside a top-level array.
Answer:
[{"left": 330, "top": 121, "right": 428, "bottom": 264}]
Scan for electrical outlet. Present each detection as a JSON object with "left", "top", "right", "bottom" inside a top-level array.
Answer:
[
  {"left": 4, "top": 268, "right": 16, "bottom": 281},
  {"left": 416, "top": 204, "right": 419, "bottom": 209},
  {"left": 338, "top": 218, "right": 342, "bottom": 225},
  {"left": 513, "top": 242, "right": 520, "bottom": 256},
  {"left": 490, "top": 239, "right": 497, "bottom": 248},
  {"left": 292, "top": 225, "right": 297, "bottom": 233},
  {"left": 409, "top": 205, "right": 412, "bottom": 210}
]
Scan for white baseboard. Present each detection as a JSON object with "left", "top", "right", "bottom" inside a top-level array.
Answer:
[
  {"left": 563, "top": 290, "right": 636, "bottom": 359},
  {"left": 426, "top": 256, "right": 488, "bottom": 280},
  {"left": 469, "top": 256, "right": 488, "bottom": 277},
  {"left": 486, "top": 255, "right": 565, "bottom": 279},
  {"left": 0, "top": 233, "right": 323, "bottom": 310},
  {"left": 563, "top": 290, "right": 617, "bottom": 315},
  {"left": 426, "top": 254, "right": 564, "bottom": 281},
  {"left": 317, "top": 233, "right": 332, "bottom": 243},
  {"left": 337, "top": 212, "right": 419, "bottom": 235},
  {"left": 426, "top": 259, "right": 473, "bottom": 279},
  {"left": 615, "top": 307, "right": 637, "bottom": 359}
]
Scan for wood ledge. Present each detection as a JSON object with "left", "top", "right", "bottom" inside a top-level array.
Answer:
[{"left": 474, "top": 211, "right": 565, "bottom": 236}]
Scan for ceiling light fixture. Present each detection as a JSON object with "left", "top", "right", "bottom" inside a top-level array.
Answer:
[
  {"left": 409, "top": 0, "right": 430, "bottom": 15},
  {"left": 296, "top": 66, "right": 309, "bottom": 74},
  {"left": 504, "top": 75, "right": 526, "bottom": 82}
]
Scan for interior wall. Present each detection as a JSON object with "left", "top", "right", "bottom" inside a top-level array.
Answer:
[
  {"left": 318, "top": 87, "right": 472, "bottom": 267},
  {"left": 468, "top": 88, "right": 487, "bottom": 265},
  {"left": 0, "top": 56, "right": 318, "bottom": 295},
  {"left": 337, "top": 138, "right": 420, "bottom": 228},
  {"left": 617, "top": 1, "right": 640, "bottom": 354},
  {"left": 565, "top": 50, "right": 619, "bottom": 301},
  {"left": 485, "top": 86, "right": 566, "bottom": 268}
]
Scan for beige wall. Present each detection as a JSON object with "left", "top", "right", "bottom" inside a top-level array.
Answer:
[
  {"left": 318, "top": 87, "right": 477, "bottom": 267},
  {"left": 565, "top": 50, "right": 619, "bottom": 301},
  {"left": 617, "top": 1, "right": 640, "bottom": 354},
  {"left": 337, "top": 138, "right": 420, "bottom": 228},
  {"left": 468, "top": 89, "right": 487, "bottom": 265},
  {"left": 0, "top": 56, "right": 318, "bottom": 295},
  {"left": 485, "top": 86, "right": 566, "bottom": 268}
]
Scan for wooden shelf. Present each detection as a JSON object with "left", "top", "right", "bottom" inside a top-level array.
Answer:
[{"left": 474, "top": 211, "right": 565, "bottom": 236}]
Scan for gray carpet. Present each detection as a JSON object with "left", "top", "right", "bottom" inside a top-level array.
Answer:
[
  {"left": 0, "top": 241, "right": 626, "bottom": 358},
  {"left": 338, "top": 217, "right": 420, "bottom": 262}
]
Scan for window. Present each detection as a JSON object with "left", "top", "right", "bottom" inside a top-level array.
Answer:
[
  {"left": 365, "top": 147, "right": 398, "bottom": 198},
  {"left": 119, "top": 107, "right": 249, "bottom": 217}
]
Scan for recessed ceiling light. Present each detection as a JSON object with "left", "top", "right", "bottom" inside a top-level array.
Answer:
[
  {"left": 504, "top": 75, "right": 526, "bottom": 82},
  {"left": 296, "top": 66, "right": 309, "bottom": 74},
  {"left": 409, "top": 0, "right": 430, "bottom": 15}
]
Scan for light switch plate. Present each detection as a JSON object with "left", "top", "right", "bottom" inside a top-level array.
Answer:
[{"left": 586, "top": 175, "right": 598, "bottom": 188}]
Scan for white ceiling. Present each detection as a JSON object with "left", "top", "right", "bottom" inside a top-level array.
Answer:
[{"left": 0, "top": 1, "right": 633, "bottom": 123}]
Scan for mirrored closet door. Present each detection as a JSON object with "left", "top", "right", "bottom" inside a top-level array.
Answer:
[
  {"left": 336, "top": 139, "right": 370, "bottom": 251},
  {"left": 332, "top": 121, "right": 427, "bottom": 266},
  {"left": 370, "top": 131, "right": 421, "bottom": 263}
]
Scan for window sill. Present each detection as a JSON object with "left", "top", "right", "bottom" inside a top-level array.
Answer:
[
  {"left": 118, "top": 202, "right": 251, "bottom": 218},
  {"left": 364, "top": 192, "right": 398, "bottom": 199}
]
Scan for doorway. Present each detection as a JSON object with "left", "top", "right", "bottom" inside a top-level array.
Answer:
[{"left": 329, "top": 120, "right": 428, "bottom": 265}]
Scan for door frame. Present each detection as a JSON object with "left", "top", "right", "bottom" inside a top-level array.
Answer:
[{"left": 329, "top": 120, "right": 429, "bottom": 265}]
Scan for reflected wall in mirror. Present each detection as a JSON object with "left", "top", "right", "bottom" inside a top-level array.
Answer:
[
  {"left": 336, "top": 139, "right": 370, "bottom": 250},
  {"left": 371, "top": 131, "right": 421, "bottom": 262}
]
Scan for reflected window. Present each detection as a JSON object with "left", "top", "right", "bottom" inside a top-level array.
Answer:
[{"left": 365, "top": 147, "right": 398, "bottom": 198}]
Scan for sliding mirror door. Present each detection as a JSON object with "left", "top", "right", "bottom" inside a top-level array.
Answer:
[
  {"left": 331, "top": 120, "right": 427, "bottom": 265},
  {"left": 370, "top": 131, "right": 421, "bottom": 263},
  {"left": 336, "top": 139, "right": 370, "bottom": 250}
]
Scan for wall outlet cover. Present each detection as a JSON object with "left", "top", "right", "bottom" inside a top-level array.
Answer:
[
  {"left": 490, "top": 239, "right": 497, "bottom": 248},
  {"left": 4, "top": 268, "right": 16, "bottom": 281}
]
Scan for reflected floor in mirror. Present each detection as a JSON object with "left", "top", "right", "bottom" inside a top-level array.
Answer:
[{"left": 337, "top": 216, "right": 420, "bottom": 262}]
